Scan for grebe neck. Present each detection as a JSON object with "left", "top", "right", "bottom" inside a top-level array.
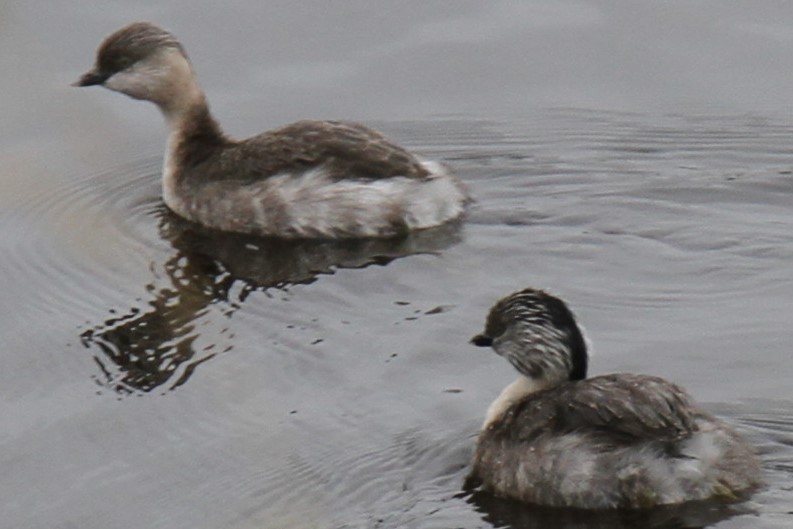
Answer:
[
  {"left": 483, "top": 375, "right": 554, "bottom": 429},
  {"left": 162, "top": 97, "right": 228, "bottom": 205}
]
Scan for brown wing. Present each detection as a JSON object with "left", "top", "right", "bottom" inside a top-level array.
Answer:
[
  {"left": 501, "top": 374, "right": 700, "bottom": 444},
  {"left": 235, "top": 120, "right": 430, "bottom": 181},
  {"left": 557, "top": 374, "right": 700, "bottom": 441}
]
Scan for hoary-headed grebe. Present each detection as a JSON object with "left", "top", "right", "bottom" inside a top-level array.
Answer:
[
  {"left": 75, "top": 23, "right": 467, "bottom": 239},
  {"left": 469, "top": 288, "right": 763, "bottom": 510}
]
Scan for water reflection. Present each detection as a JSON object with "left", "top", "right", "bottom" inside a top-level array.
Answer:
[
  {"left": 80, "top": 208, "right": 463, "bottom": 395},
  {"left": 465, "top": 488, "right": 756, "bottom": 529}
]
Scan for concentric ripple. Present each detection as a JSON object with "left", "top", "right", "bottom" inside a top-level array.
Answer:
[
  {"left": 3, "top": 113, "right": 793, "bottom": 529},
  {"left": 0, "top": 153, "right": 466, "bottom": 395}
]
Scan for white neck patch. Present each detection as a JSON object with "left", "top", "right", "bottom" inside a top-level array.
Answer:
[{"left": 483, "top": 375, "right": 551, "bottom": 429}]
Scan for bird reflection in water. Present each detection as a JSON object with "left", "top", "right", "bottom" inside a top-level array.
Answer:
[
  {"left": 80, "top": 207, "right": 463, "bottom": 395},
  {"left": 463, "top": 484, "right": 758, "bottom": 529}
]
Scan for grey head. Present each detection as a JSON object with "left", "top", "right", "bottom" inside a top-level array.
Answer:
[
  {"left": 74, "top": 23, "right": 191, "bottom": 104},
  {"left": 471, "top": 288, "right": 588, "bottom": 382}
]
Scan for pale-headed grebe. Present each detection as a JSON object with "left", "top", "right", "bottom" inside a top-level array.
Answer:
[
  {"left": 468, "top": 288, "right": 763, "bottom": 510},
  {"left": 75, "top": 23, "right": 468, "bottom": 239}
]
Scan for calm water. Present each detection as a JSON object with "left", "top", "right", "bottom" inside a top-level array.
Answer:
[
  {"left": 2, "top": 111, "right": 792, "bottom": 529},
  {"left": 3, "top": 3, "right": 793, "bottom": 529}
]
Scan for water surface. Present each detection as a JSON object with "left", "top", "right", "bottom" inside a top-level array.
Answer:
[
  {"left": 2, "top": 2, "right": 793, "bottom": 528},
  {"left": 2, "top": 110, "right": 792, "bottom": 529}
]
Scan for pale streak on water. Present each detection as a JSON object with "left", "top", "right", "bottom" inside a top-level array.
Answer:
[{"left": 0, "top": 109, "right": 792, "bottom": 528}]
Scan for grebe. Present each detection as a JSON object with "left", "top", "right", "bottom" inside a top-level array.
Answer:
[
  {"left": 75, "top": 23, "right": 468, "bottom": 239},
  {"left": 469, "top": 288, "right": 763, "bottom": 509}
]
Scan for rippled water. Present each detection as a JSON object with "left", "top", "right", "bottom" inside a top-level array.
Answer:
[{"left": 2, "top": 111, "right": 793, "bottom": 528}]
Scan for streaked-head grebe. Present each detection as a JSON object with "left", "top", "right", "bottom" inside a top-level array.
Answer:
[
  {"left": 469, "top": 288, "right": 763, "bottom": 510},
  {"left": 75, "top": 22, "right": 468, "bottom": 239}
]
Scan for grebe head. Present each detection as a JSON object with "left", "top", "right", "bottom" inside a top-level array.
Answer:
[
  {"left": 74, "top": 23, "right": 198, "bottom": 113},
  {"left": 471, "top": 288, "right": 588, "bottom": 383}
]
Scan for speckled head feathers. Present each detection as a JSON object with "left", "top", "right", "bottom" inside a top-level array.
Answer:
[
  {"left": 75, "top": 22, "right": 185, "bottom": 87},
  {"left": 471, "top": 288, "right": 588, "bottom": 381}
]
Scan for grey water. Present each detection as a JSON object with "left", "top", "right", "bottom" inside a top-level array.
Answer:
[{"left": 2, "top": 2, "right": 793, "bottom": 529}]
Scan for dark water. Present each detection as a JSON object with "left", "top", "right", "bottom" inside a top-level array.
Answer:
[{"left": 1, "top": 110, "right": 792, "bottom": 528}]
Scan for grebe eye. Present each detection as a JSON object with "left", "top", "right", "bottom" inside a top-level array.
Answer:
[{"left": 116, "top": 56, "right": 135, "bottom": 70}]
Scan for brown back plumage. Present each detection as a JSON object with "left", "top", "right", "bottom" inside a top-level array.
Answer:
[{"left": 488, "top": 373, "right": 700, "bottom": 445}]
